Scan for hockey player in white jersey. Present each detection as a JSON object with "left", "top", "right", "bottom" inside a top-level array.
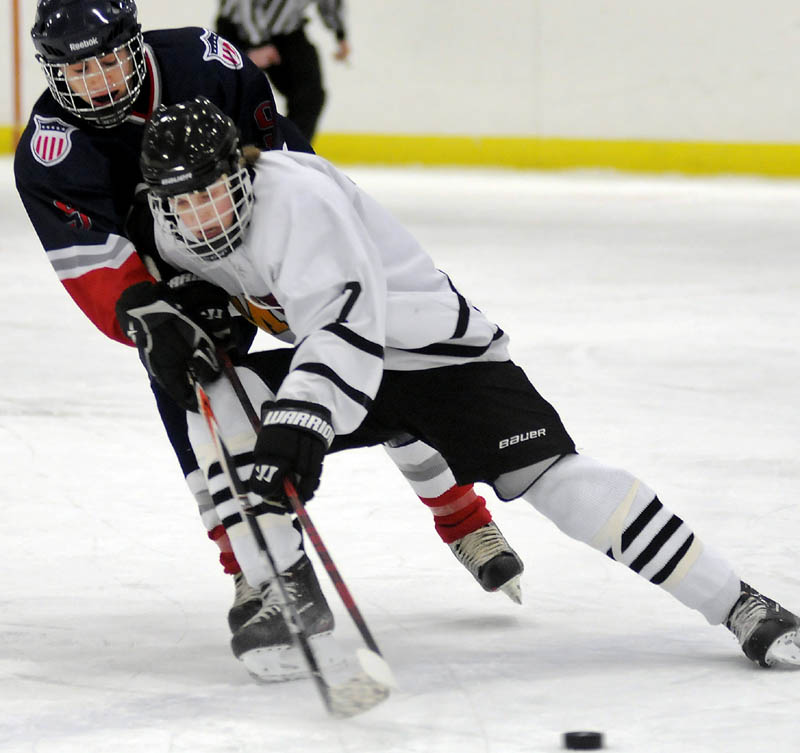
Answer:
[
  {"left": 119, "top": 96, "right": 800, "bottom": 673},
  {"left": 18, "top": 0, "right": 524, "bottom": 670}
]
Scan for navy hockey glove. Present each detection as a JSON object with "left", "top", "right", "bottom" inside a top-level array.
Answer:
[
  {"left": 165, "top": 273, "right": 235, "bottom": 352},
  {"left": 250, "top": 399, "right": 335, "bottom": 503},
  {"left": 116, "top": 281, "right": 220, "bottom": 411}
]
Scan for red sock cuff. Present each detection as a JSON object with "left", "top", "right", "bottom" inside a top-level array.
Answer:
[
  {"left": 208, "top": 525, "right": 227, "bottom": 543},
  {"left": 437, "top": 505, "right": 492, "bottom": 543},
  {"left": 219, "top": 552, "right": 240, "bottom": 574},
  {"left": 419, "top": 484, "right": 492, "bottom": 544},
  {"left": 208, "top": 525, "right": 241, "bottom": 574}
]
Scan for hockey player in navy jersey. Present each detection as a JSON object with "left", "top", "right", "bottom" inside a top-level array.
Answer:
[
  {"left": 15, "top": 0, "right": 524, "bottom": 679},
  {"left": 124, "top": 96, "right": 800, "bottom": 671}
]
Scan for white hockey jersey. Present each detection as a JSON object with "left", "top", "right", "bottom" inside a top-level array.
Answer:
[{"left": 155, "top": 151, "right": 509, "bottom": 435}]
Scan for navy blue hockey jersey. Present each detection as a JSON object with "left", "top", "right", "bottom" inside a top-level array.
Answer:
[{"left": 14, "top": 27, "right": 305, "bottom": 344}]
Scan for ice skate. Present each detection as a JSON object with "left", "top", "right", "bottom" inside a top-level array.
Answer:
[
  {"left": 227, "top": 571, "right": 262, "bottom": 633},
  {"left": 725, "top": 581, "right": 800, "bottom": 668},
  {"left": 449, "top": 522, "right": 524, "bottom": 604},
  {"left": 231, "top": 554, "right": 342, "bottom": 681}
]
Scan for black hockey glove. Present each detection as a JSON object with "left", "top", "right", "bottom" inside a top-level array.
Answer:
[
  {"left": 250, "top": 399, "right": 335, "bottom": 503},
  {"left": 116, "top": 281, "right": 220, "bottom": 411},
  {"left": 165, "top": 273, "right": 235, "bottom": 352}
]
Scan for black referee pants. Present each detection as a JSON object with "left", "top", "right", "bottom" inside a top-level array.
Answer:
[
  {"left": 267, "top": 26, "right": 326, "bottom": 142},
  {"left": 217, "top": 16, "right": 326, "bottom": 143}
]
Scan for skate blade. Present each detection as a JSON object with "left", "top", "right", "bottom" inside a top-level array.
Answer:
[
  {"left": 499, "top": 575, "right": 523, "bottom": 605},
  {"left": 765, "top": 629, "right": 800, "bottom": 668},
  {"left": 240, "top": 631, "right": 346, "bottom": 682}
]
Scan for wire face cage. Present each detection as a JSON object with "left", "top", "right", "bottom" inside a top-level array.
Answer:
[
  {"left": 38, "top": 33, "right": 146, "bottom": 128},
  {"left": 149, "top": 166, "right": 255, "bottom": 261}
]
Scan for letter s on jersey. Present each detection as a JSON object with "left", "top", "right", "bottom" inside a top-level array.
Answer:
[{"left": 54, "top": 200, "right": 92, "bottom": 230}]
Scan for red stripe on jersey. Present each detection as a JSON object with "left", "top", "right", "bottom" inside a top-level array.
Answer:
[
  {"left": 62, "top": 253, "right": 155, "bottom": 344},
  {"left": 130, "top": 51, "right": 156, "bottom": 120}
]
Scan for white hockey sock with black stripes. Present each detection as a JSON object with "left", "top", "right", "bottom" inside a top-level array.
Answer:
[
  {"left": 186, "top": 367, "right": 304, "bottom": 589},
  {"left": 522, "top": 454, "right": 741, "bottom": 624}
]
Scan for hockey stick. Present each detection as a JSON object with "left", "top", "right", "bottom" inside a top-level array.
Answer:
[
  {"left": 218, "top": 351, "right": 389, "bottom": 660},
  {"left": 194, "top": 383, "right": 330, "bottom": 707},
  {"left": 195, "top": 379, "right": 391, "bottom": 717}
]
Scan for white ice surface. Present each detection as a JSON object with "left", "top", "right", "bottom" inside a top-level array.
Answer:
[{"left": 1, "top": 157, "right": 799, "bottom": 752}]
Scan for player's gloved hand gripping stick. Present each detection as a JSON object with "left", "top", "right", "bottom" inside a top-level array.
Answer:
[
  {"left": 116, "top": 277, "right": 233, "bottom": 410},
  {"left": 249, "top": 398, "right": 332, "bottom": 503}
]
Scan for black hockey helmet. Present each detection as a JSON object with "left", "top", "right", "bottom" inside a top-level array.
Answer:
[
  {"left": 142, "top": 96, "right": 242, "bottom": 197},
  {"left": 31, "top": 0, "right": 145, "bottom": 127},
  {"left": 141, "top": 96, "right": 255, "bottom": 260},
  {"left": 32, "top": 0, "right": 140, "bottom": 63}
]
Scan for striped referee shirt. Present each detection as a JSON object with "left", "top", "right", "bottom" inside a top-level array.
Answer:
[{"left": 218, "top": 0, "right": 346, "bottom": 47}]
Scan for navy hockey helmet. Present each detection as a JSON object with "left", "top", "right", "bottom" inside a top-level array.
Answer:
[
  {"left": 141, "top": 96, "right": 255, "bottom": 261},
  {"left": 31, "top": 0, "right": 146, "bottom": 128}
]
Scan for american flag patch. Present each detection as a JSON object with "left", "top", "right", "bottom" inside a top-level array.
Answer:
[
  {"left": 200, "top": 29, "right": 244, "bottom": 70},
  {"left": 31, "top": 115, "right": 77, "bottom": 167}
]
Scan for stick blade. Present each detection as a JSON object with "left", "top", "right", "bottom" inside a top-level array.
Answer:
[
  {"left": 324, "top": 648, "right": 394, "bottom": 718},
  {"left": 355, "top": 647, "right": 396, "bottom": 687},
  {"left": 326, "top": 670, "right": 392, "bottom": 718}
]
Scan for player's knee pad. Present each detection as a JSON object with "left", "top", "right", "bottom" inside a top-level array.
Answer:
[
  {"left": 522, "top": 455, "right": 652, "bottom": 544},
  {"left": 524, "top": 454, "right": 704, "bottom": 588},
  {"left": 186, "top": 365, "right": 275, "bottom": 468}
]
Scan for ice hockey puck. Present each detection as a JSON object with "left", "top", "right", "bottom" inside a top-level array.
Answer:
[{"left": 563, "top": 731, "right": 604, "bottom": 749}]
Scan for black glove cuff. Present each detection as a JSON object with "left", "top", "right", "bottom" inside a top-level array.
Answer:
[
  {"left": 116, "top": 281, "right": 164, "bottom": 344},
  {"left": 261, "top": 399, "right": 335, "bottom": 449}
]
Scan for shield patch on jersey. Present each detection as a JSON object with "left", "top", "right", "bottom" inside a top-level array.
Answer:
[
  {"left": 200, "top": 29, "right": 244, "bottom": 70},
  {"left": 30, "top": 115, "right": 77, "bottom": 167}
]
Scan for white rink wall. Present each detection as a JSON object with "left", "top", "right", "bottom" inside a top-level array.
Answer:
[{"left": 6, "top": 0, "right": 800, "bottom": 142}]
